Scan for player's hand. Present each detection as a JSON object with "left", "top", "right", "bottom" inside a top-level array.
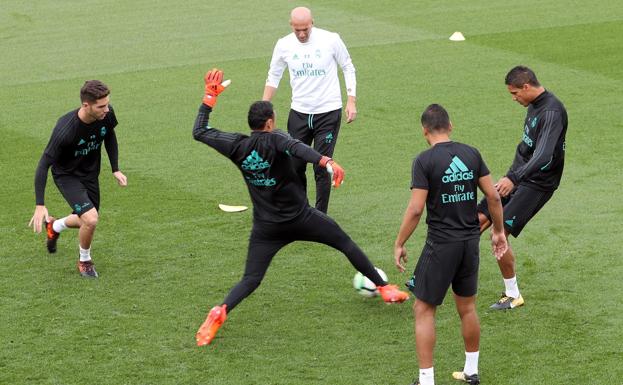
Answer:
[
  {"left": 494, "top": 177, "right": 514, "bottom": 197},
  {"left": 345, "top": 98, "right": 357, "bottom": 123},
  {"left": 394, "top": 244, "right": 408, "bottom": 273},
  {"left": 326, "top": 160, "right": 345, "bottom": 188},
  {"left": 490, "top": 230, "right": 508, "bottom": 260},
  {"left": 28, "top": 205, "right": 49, "bottom": 233},
  {"left": 113, "top": 171, "right": 128, "bottom": 187},
  {"left": 203, "top": 68, "right": 231, "bottom": 107}
]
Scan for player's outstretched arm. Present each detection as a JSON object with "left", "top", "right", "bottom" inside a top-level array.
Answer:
[
  {"left": 478, "top": 174, "right": 508, "bottom": 259},
  {"left": 192, "top": 68, "right": 243, "bottom": 158},
  {"left": 202, "top": 68, "right": 229, "bottom": 108}
]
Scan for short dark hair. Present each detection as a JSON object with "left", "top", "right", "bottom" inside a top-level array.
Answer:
[
  {"left": 505, "top": 66, "right": 540, "bottom": 88},
  {"left": 80, "top": 80, "right": 110, "bottom": 103},
  {"left": 420, "top": 104, "right": 450, "bottom": 132},
  {"left": 248, "top": 101, "right": 275, "bottom": 130}
]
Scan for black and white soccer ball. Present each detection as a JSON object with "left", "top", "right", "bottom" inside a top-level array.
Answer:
[{"left": 353, "top": 267, "right": 388, "bottom": 297}]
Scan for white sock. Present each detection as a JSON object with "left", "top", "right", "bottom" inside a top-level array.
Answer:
[
  {"left": 464, "top": 351, "right": 479, "bottom": 376},
  {"left": 419, "top": 367, "right": 435, "bottom": 385},
  {"left": 79, "top": 246, "right": 91, "bottom": 262},
  {"left": 504, "top": 276, "right": 520, "bottom": 298},
  {"left": 52, "top": 217, "right": 68, "bottom": 233}
]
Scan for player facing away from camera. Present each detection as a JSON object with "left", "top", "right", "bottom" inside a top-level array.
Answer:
[
  {"left": 478, "top": 66, "right": 568, "bottom": 310},
  {"left": 29, "top": 80, "right": 127, "bottom": 278},
  {"left": 193, "top": 69, "right": 408, "bottom": 346},
  {"left": 262, "top": 6, "right": 357, "bottom": 213},
  {"left": 394, "top": 105, "right": 507, "bottom": 385}
]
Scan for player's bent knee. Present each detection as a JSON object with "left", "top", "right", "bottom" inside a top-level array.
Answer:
[{"left": 80, "top": 209, "right": 99, "bottom": 227}]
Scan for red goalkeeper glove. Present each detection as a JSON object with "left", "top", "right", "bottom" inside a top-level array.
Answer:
[
  {"left": 203, "top": 68, "right": 231, "bottom": 107},
  {"left": 320, "top": 156, "right": 344, "bottom": 188}
]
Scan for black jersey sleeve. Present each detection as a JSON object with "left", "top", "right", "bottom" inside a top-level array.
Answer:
[
  {"left": 34, "top": 154, "right": 52, "bottom": 205},
  {"left": 506, "top": 110, "right": 563, "bottom": 185},
  {"left": 192, "top": 104, "right": 242, "bottom": 157},
  {"left": 411, "top": 156, "right": 429, "bottom": 190},
  {"left": 104, "top": 130, "right": 119, "bottom": 172},
  {"left": 34, "top": 117, "right": 72, "bottom": 205},
  {"left": 104, "top": 107, "right": 120, "bottom": 172},
  {"left": 272, "top": 130, "right": 322, "bottom": 164}
]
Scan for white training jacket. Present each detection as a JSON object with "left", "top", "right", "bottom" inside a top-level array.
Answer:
[{"left": 266, "top": 27, "right": 356, "bottom": 114}]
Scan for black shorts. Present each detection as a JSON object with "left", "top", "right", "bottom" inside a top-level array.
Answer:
[
  {"left": 53, "top": 175, "right": 99, "bottom": 216},
  {"left": 478, "top": 184, "right": 554, "bottom": 237},
  {"left": 407, "top": 238, "right": 480, "bottom": 306}
]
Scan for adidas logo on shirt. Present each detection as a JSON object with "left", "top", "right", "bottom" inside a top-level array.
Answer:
[
  {"left": 242, "top": 150, "right": 270, "bottom": 171},
  {"left": 442, "top": 156, "right": 474, "bottom": 183}
]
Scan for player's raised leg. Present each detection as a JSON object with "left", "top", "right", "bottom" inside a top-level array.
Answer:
[
  {"left": 490, "top": 240, "right": 524, "bottom": 310},
  {"left": 196, "top": 232, "right": 286, "bottom": 346},
  {"left": 296, "top": 208, "right": 409, "bottom": 303}
]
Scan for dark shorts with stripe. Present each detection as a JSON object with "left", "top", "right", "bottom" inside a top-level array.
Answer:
[
  {"left": 407, "top": 237, "right": 480, "bottom": 306},
  {"left": 287, "top": 109, "right": 342, "bottom": 153},
  {"left": 287, "top": 108, "right": 342, "bottom": 213},
  {"left": 478, "top": 184, "right": 554, "bottom": 237},
  {"left": 53, "top": 175, "right": 99, "bottom": 216}
]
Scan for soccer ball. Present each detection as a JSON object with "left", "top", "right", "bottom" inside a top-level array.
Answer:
[{"left": 353, "top": 268, "right": 388, "bottom": 297}]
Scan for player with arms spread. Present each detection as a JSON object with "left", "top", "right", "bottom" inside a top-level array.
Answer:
[
  {"left": 29, "top": 80, "right": 127, "bottom": 278},
  {"left": 193, "top": 69, "right": 408, "bottom": 346}
]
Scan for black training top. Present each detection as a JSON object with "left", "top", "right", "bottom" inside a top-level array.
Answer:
[
  {"left": 411, "top": 141, "right": 490, "bottom": 242},
  {"left": 193, "top": 104, "right": 323, "bottom": 223},
  {"left": 506, "top": 90, "right": 567, "bottom": 191},
  {"left": 34, "top": 107, "right": 119, "bottom": 205}
]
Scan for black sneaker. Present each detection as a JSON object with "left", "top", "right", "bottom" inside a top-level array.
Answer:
[
  {"left": 452, "top": 371, "right": 480, "bottom": 384},
  {"left": 45, "top": 218, "right": 60, "bottom": 253},
  {"left": 77, "top": 260, "right": 98, "bottom": 278}
]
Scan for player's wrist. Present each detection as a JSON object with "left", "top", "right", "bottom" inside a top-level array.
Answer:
[
  {"left": 319, "top": 156, "right": 332, "bottom": 168},
  {"left": 505, "top": 173, "right": 517, "bottom": 185}
]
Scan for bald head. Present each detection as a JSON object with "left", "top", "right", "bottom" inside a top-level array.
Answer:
[
  {"left": 291, "top": 7, "right": 312, "bottom": 22},
  {"left": 290, "top": 7, "right": 313, "bottom": 43}
]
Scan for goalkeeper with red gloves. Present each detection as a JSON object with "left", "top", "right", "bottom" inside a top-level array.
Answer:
[{"left": 193, "top": 69, "right": 409, "bottom": 346}]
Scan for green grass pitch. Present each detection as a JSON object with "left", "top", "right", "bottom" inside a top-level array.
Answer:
[{"left": 1, "top": 1, "right": 622, "bottom": 384}]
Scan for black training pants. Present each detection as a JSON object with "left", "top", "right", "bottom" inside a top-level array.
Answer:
[
  {"left": 222, "top": 207, "right": 383, "bottom": 312},
  {"left": 287, "top": 109, "right": 342, "bottom": 213}
]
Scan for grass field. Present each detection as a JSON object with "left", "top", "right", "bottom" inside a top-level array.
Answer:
[{"left": 1, "top": 1, "right": 622, "bottom": 384}]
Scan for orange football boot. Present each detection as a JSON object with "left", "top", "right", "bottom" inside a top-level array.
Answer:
[
  {"left": 196, "top": 304, "right": 227, "bottom": 346},
  {"left": 45, "top": 218, "right": 60, "bottom": 253},
  {"left": 378, "top": 284, "right": 409, "bottom": 303}
]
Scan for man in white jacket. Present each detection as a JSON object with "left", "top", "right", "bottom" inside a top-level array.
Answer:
[{"left": 262, "top": 6, "right": 357, "bottom": 213}]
